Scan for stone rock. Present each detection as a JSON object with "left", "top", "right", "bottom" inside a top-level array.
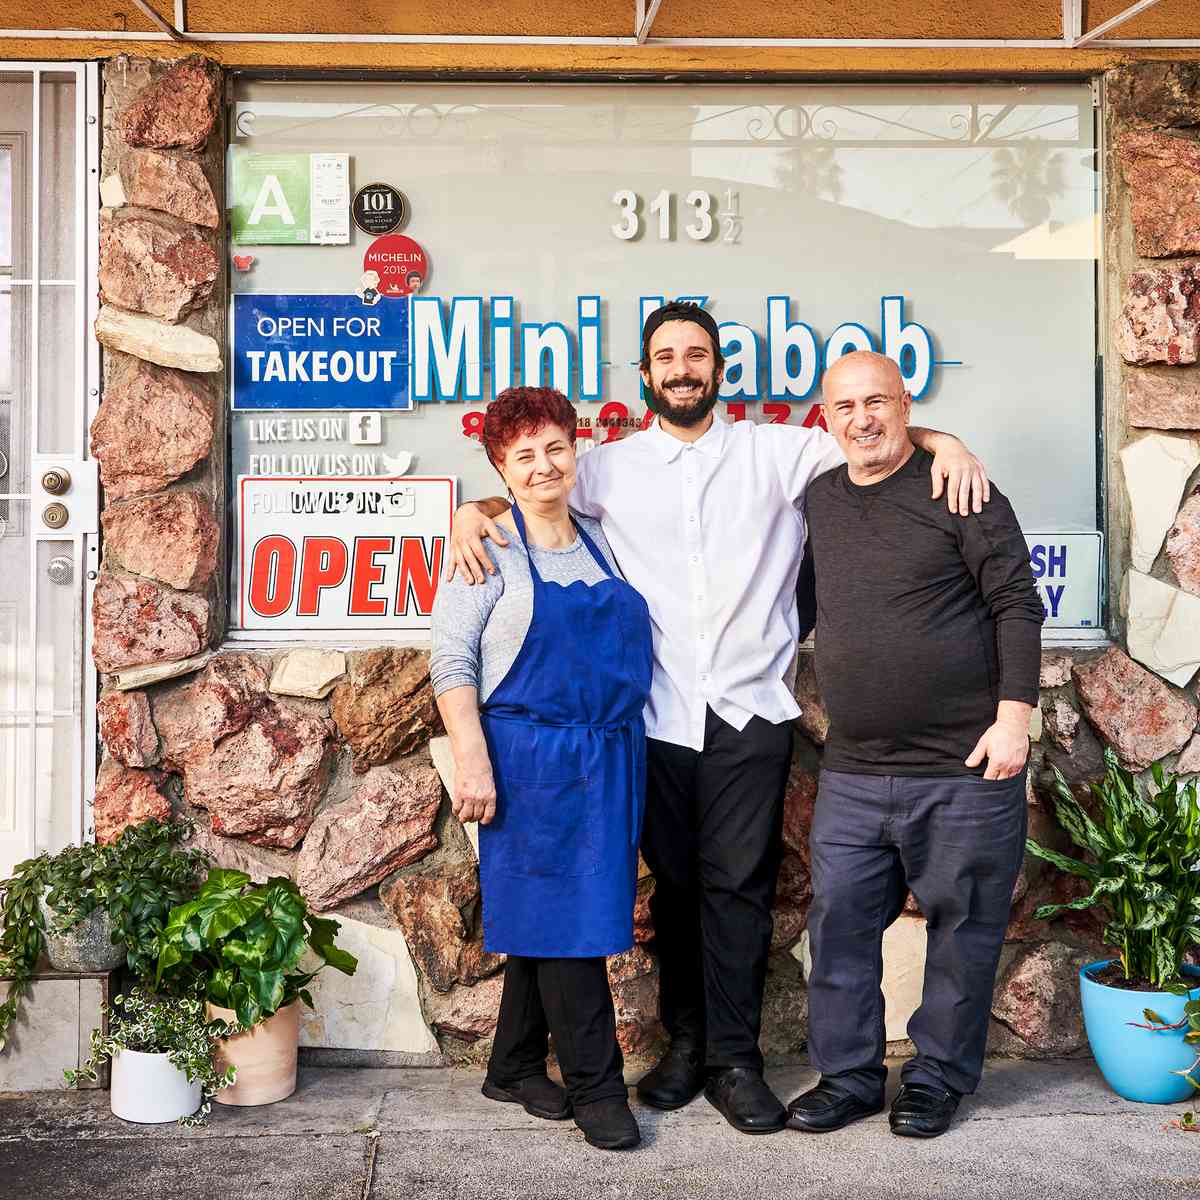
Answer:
[
  {"left": 1167, "top": 490, "right": 1200, "bottom": 595},
  {"left": 991, "top": 942, "right": 1094, "bottom": 1057},
  {"left": 92, "top": 355, "right": 214, "bottom": 500},
  {"left": 781, "top": 758, "right": 818, "bottom": 860},
  {"left": 1127, "top": 370, "right": 1200, "bottom": 430},
  {"left": 1119, "top": 433, "right": 1200, "bottom": 572},
  {"left": 95, "top": 305, "right": 220, "bottom": 373},
  {"left": 1072, "top": 647, "right": 1196, "bottom": 769},
  {"left": 183, "top": 813, "right": 296, "bottom": 883},
  {"left": 270, "top": 649, "right": 346, "bottom": 700},
  {"left": 96, "top": 689, "right": 158, "bottom": 767},
  {"left": 110, "top": 651, "right": 213, "bottom": 691},
  {"left": 331, "top": 648, "right": 440, "bottom": 769},
  {"left": 381, "top": 858, "right": 506, "bottom": 992},
  {"left": 1038, "top": 653, "right": 1073, "bottom": 689},
  {"left": 1027, "top": 703, "right": 1043, "bottom": 743},
  {"left": 99, "top": 215, "right": 218, "bottom": 324},
  {"left": 127, "top": 149, "right": 219, "bottom": 228},
  {"left": 100, "top": 491, "right": 218, "bottom": 591},
  {"left": 297, "top": 762, "right": 443, "bottom": 911},
  {"left": 425, "top": 973, "right": 504, "bottom": 1045},
  {"left": 1117, "top": 264, "right": 1200, "bottom": 365},
  {"left": 772, "top": 852, "right": 811, "bottom": 951},
  {"left": 92, "top": 569, "right": 210, "bottom": 673},
  {"left": 882, "top": 916, "right": 928, "bottom": 1041},
  {"left": 1119, "top": 131, "right": 1200, "bottom": 258},
  {"left": 152, "top": 653, "right": 270, "bottom": 768},
  {"left": 633, "top": 873, "right": 656, "bottom": 945},
  {"left": 759, "top": 952, "right": 809, "bottom": 1063},
  {"left": 1127, "top": 570, "right": 1200, "bottom": 687},
  {"left": 1178, "top": 733, "right": 1200, "bottom": 774},
  {"left": 792, "top": 655, "right": 828, "bottom": 745},
  {"left": 1041, "top": 696, "right": 1080, "bottom": 754},
  {"left": 181, "top": 701, "right": 332, "bottom": 848},
  {"left": 608, "top": 946, "right": 666, "bottom": 1060},
  {"left": 1108, "top": 62, "right": 1200, "bottom": 131},
  {"left": 100, "top": 172, "right": 127, "bottom": 208},
  {"left": 298, "top": 910, "right": 438, "bottom": 1054},
  {"left": 121, "top": 57, "right": 219, "bottom": 152},
  {"left": 92, "top": 758, "right": 171, "bottom": 845}
]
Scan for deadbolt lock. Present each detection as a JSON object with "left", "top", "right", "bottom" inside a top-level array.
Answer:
[
  {"left": 41, "top": 468, "right": 71, "bottom": 495},
  {"left": 42, "top": 502, "right": 69, "bottom": 529}
]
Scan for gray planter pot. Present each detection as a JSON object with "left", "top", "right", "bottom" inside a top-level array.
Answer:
[{"left": 38, "top": 897, "right": 125, "bottom": 973}]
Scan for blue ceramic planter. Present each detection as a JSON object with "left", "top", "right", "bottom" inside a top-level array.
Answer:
[{"left": 1079, "top": 959, "right": 1200, "bottom": 1104}]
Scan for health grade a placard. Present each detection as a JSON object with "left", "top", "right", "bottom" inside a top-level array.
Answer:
[{"left": 233, "top": 294, "right": 411, "bottom": 411}]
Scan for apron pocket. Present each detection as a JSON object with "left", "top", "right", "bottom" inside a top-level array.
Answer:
[{"left": 493, "top": 775, "right": 600, "bottom": 879}]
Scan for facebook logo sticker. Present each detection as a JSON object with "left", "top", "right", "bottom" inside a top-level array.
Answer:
[{"left": 349, "top": 413, "right": 383, "bottom": 445}]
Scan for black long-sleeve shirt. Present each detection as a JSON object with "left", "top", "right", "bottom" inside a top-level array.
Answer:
[{"left": 805, "top": 447, "right": 1044, "bottom": 776}]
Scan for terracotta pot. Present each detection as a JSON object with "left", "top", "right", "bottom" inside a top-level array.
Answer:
[{"left": 207, "top": 1000, "right": 300, "bottom": 1107}]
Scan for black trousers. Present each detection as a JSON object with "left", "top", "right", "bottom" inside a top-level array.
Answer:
[
  {"left": 807, "top": 769, "right": 1028, "bottom": 1103},
  {"left": 487, "top": 956, "right": 627, "bottom": 1106},
  {"left": 642, "top": 706, "right": 794, "bottom": 1071}
]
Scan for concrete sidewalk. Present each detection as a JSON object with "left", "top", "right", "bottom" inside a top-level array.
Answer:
[{"left": 2, "top": 1059, "right": 1198, "bottom": 1200}]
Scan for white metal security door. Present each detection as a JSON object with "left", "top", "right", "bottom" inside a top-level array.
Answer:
[{"left": 0, "top": 64, "right": 100, "bottom": 876}]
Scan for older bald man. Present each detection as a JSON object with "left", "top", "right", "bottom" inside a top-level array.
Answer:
[{"left": 787, "top": 352, "right": 1043, "bottom": 1140}]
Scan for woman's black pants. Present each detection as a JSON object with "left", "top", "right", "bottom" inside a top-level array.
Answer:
[{"left": 487, "top": 955, "right": 628, "bottom": 1106}]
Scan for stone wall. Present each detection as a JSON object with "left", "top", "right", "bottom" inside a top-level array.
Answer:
[{"left": 87, "top": 57, "right": 1200, "bottom": 1068}]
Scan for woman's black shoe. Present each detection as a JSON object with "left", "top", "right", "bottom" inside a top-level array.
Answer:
[
  {"left": 888, "top": 1083, "right": 960, "bottom": 1138},
  {"left": 573, "top": 1096, "right": 642, "bottom": 1150},
  {"left": 635, "top": 1041, "right": 706, "bottom": 1110},
  {"left": 703, "top": 1067, "right": 788, "bottom": 1134},
  {"left": 481, "top": 1074, "right": 572, "bottom": 1120},
  {"left": 785, "top": 1081, "right": 885, "bottom": 1133}
]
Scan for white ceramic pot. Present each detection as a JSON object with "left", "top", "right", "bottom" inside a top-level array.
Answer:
[{"left": 110, "top": 1047, "right": 202, "bottom": 1124}]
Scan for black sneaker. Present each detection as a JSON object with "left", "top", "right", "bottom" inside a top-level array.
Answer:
[
  {"left": 573, "top": 1096, "right": 641, "bottom": 1150},
  {"left": 481, "top": 1074, "right": 572, "bottom": 1120}
]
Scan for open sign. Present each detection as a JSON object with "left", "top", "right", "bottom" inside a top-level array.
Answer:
[{"left": 238, "top": 476, "right": 456, "bottom": 630}]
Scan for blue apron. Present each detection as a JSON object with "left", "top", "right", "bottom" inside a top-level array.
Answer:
[{"left": 478, "top": 505, "right": 653, "bottom": 958}]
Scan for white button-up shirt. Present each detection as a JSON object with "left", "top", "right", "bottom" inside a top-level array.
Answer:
[{"left": 571, "top": 416, "right": 845, "bottom": 751}]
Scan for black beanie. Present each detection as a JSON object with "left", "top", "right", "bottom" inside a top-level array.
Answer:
[{"left": 641, "top": 302, "right": 721, "bottom": 361}]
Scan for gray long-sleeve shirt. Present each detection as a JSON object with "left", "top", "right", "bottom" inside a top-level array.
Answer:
[
  {"left": 430, "top": 515, "right": 621, "bottom": 702},
  {"left": 805, "top": 447, "right": 1044, "bottom": 776}
]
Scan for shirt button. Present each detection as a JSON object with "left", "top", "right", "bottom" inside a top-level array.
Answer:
[
  {"left": 690, "top": 555, "right": 700, "bottom": 564},
  {"left": 699, "top": 633, "right": 707, "bottom": 641},
  {"left": 688, "top": 515, "right": 697, "bottom": 523}
]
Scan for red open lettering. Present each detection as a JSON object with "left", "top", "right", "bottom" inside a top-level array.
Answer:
[
  {"left": 348, "top": 536, "right": 393, "bottom": 616},
  {"left": 297, "top": 536, "right": 348, "bottom": 616},
  {"left": 248, "top": 535, "right": 297, "bottom": 618},
  {"left": 397, "top": 536, "right": 443, "bottom": 616}
]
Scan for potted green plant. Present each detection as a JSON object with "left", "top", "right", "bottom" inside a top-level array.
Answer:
[
  {"left": 156, "top": 869, "right": 357, "bottom": 1106},
  {"left": 1026, "top": 748, "right": 1200, "bottom": 1103},
  {"left": 0, "top": 820, "right": 209, "bottom": 1051},
  {"left": 65, "top": 986, "right": 239, "bottom": 1125}
]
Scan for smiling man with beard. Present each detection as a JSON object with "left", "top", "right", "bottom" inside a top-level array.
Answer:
[{"left": 448, "top": 302, "right": 991, "bottom": 1135}]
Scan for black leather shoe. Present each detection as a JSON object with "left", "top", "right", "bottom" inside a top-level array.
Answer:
[
  {"left": 785, "top": 1081, "right": 885, "bottom": 1133},
  {"left": 574, "top": 1096, "right": 641, "bottom": 1150},
  {"left": 636, "top": 1040, "right": 706, "bottom": 1110},
  {"left": 889, "top": 1083, "right": 960, "bottom": 1138},
  {"left": 703, "top": 1067, "right": 788, "bottom": 1134},
  {"left": 481, "top": 1074, "right": 571, "bottom": 1120}
]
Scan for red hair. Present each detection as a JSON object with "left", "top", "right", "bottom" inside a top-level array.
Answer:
[{"left": 482, "top": 387, "right": 577, "bottom": 470}]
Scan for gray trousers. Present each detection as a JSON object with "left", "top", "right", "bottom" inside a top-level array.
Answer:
[{"left": 806, "top": 769, "right": 1027, "bottom": 1103}]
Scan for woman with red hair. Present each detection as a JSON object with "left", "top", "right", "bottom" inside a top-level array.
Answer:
[{"left": 431, "top": 387, "right": 652, "bottom": 1151}]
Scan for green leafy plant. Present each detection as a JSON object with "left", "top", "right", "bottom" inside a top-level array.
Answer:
[
  {"left": 0, "top": 821, "right": 209, "bottom": 1050},
  {"left": 65, "top": 986, "right": 239, "bottom": 1126},
  {"left": 155, "top": 870, "right": 358, "bottom": 1029},
  {"left": 1026, "top": 748, "right": 1200, "bottom": 990}
]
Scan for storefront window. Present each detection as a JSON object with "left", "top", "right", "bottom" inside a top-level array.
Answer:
[{"left": 227, "top": 80, "right": 1100, "bottom": 637}]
